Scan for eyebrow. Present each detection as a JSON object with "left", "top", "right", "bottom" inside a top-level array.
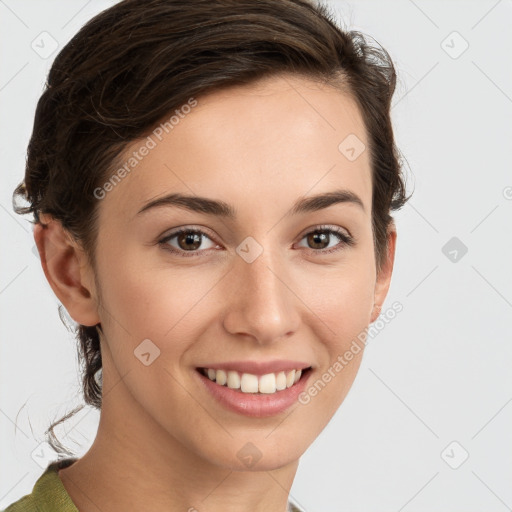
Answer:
[{"left": 136, "top": 188, "right": 365, "bottom": 218}]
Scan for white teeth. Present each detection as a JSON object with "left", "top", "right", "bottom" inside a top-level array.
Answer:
[
  {"left": 241, "top": 373, "right": 259, "bottom": 393},
  {"left": 216, "top": 369, "right": 227, "bottom": 386},
  {"left": 276, "top": 371, "right": 287, "bottom": 391},
  {"left": 227, "top": 370, "right": 241, "bottom": 389},
  {"left": 258, "top": 373, "right": 276, "bottom": 394},
  {"left": 202, "top": 367, "right": 307, "bottom": 394}
]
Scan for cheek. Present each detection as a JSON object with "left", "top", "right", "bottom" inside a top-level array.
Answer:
[
  {"left": 296, "top": 281, "right": 371, "bottom": 429},
  {"left": 301, "top": 252, "right": 376, "bottom": 337},
  {"left": 96, "top": 249, "right": 223, "bottom": 363},
  {"left": 94, "top": 257, "right": 217, "bottom": 422},
  {"left": 315, "top": 273, "right": 373, "bottom": 377},
  {"left": 297, "top": 252, "right": 375, "bottom": 407}
]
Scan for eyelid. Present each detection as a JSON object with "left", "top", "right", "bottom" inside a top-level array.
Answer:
[
  {"left": 160, "top": 224, "right": 217, "bottom": 240},
  {"left": 297, "top": 223, "right": 352, "bottom": 240}
]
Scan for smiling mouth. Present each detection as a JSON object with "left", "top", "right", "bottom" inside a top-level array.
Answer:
[{"left": 197, "top": 367, "right": 312, "bottom": 394}]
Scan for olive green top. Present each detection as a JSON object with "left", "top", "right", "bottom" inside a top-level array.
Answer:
[
  {"left": 2, "top": 458, "right": 79, "bottom": 512},
  {"left": 2, "top": 458, "right": 304, "bottom": 511}
]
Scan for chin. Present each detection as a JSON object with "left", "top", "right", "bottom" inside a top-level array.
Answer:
[{"left": 197, "top": 428, "right": 314, "bottom": 472}]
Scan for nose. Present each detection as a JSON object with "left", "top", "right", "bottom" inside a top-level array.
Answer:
[{"left": 222, "top": 245, "right": 301, "bottom": 346}]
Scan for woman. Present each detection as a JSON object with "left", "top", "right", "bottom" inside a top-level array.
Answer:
[{"left": 6, "top": 0, "right": 409, "bottom": 510}]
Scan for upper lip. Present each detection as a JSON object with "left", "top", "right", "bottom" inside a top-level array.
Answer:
[{"left": 197, "top": 359, "right": 312, "bottom": 375}]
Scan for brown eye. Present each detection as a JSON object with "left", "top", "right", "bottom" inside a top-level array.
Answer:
[
  {"left": 159, "top": 228, "right": 217, "bottom": 257},
  {"left": 297, "top": 226, "right": 354, "bottom": 254},
  {"left": 306, "top": 231, "right": 331, "bottom": 250},
  {"left": 176, "top": 231, "right": 202, "bottom": 251}
]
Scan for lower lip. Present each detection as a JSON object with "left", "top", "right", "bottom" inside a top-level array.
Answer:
[{"left": 195, "top": 368, "right": 312, "bottom": 418}]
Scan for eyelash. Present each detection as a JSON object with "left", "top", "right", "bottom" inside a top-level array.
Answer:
[{"left": 158, "top": 225, "right": 355, "bottom": 258}]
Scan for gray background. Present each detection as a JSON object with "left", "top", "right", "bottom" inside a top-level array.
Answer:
[{"left": 1, "top": 1, "right": 511, "bottom": 511}]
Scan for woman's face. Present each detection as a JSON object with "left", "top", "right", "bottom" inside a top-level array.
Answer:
[{"left": 85, "top": 73, "right": 395, "bottom": 471}]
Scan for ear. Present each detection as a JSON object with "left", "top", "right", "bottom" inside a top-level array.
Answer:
[
  {"left": 370, "top": 222, "right": 397, "bottom": 324},
  {"left": 33, "top": 213, "right": 101, "bottom": 327}
]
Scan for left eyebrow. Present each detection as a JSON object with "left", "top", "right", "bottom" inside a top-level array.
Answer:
[
  {"left": 136, "top": 188, "right": 365, "bottom": 218},
  {"left": 288, "top": 189, "right": 365, "bottom": 216}
]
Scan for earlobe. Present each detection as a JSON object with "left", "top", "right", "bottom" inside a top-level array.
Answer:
[
  {"left": 370, "top": 303, "right": 382, "bottom": 324},
  {"left": 370, "top": 224, "right": 397, "bottom": 323},
  {"left": 33, "top": 214, "right": 101, "bottom": 327}
]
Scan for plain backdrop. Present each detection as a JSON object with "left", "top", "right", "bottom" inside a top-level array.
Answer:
[{"left": 1, "top": 1, "right": 511, "bottom": 511}]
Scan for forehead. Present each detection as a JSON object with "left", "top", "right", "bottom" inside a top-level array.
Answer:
[{"left": 99, "top": 73, "right": 372, "bottom": 224}]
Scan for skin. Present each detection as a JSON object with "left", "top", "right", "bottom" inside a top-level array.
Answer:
[{"left": 34, "top": 73, "right": 396, "bottom": 512}]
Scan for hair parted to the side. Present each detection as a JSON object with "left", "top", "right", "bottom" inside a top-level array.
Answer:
[{"left": 13, "top": 0, "right": 411, "bottom": 456}]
